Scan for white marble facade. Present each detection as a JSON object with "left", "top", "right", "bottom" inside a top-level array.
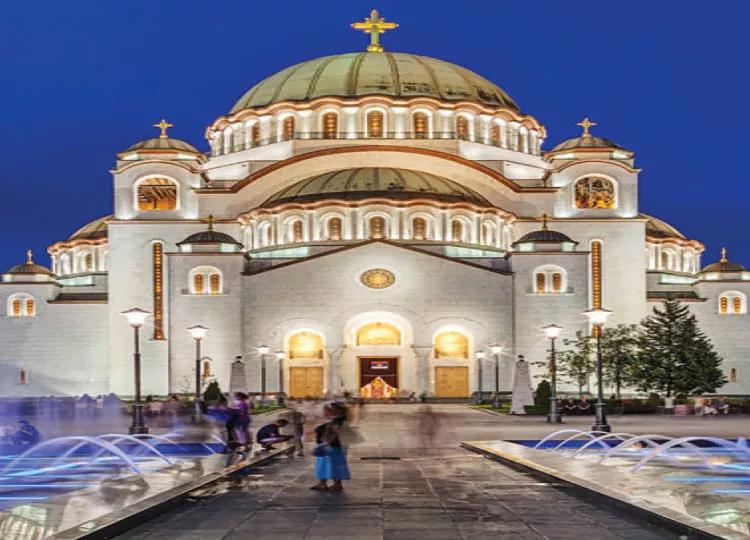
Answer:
[{"left": 1, "top": 47, "right": 748, "bottom": 398}]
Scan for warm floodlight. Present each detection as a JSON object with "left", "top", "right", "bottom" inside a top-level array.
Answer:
[
  {"left": 187, "top": 325, "right": 209, "bottom": 340},
  {"left": 583, "top": 308, "right": 613, "bottom": 326},
  {"left": 542, "top": 324, "right": 563, "bottom": 340},
  {"left": 257, "top": 345, "right": 270, "bottom": 355},
  {"left": 489, "top": 344, "right": 503, "bottom": 355}
]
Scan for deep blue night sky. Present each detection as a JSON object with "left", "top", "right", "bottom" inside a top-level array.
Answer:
[{"left": 1, "top": 0, "right": 748, "bottom": 271}]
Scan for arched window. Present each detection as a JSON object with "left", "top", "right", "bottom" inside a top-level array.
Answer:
[
  {"left": 202, "top": 359, "right": 213, "bottom": 379},
  {"left": 83, "top": 253, "right": 94, "bottom": 272},
  {"left": 482, "top": 223, "right": 495, "bottom": 245},
  {"left": 7, "top": 293, "right": 35, "bottom": 317},
  {"left": 356, "top": 322, "right": 401, "bottom": 346},
  {"left": 251, "top": 124, "right": 261, "bottom": 146},
  {"left": 290, "top": 220, "right": 304, "bottom": 243},
  {"left": 369, "top": 216, "right": 386, "bottom": 239},
  {"left": 137, "top": 177, "right": 178, "bottom": 211},
  {"left": 730, "top": 368, "right": 738, "bottom": 383},
  {"left": 282, "top": 116, "right": 295, "bottom": 141},
  {"left": 60, "top": 254, "right": 71, "bottom": 275},
  {"left": 456, "top": 116, "right": 470, "bottom": 140},
  {"left": 322, "top": 112, "right": 338, "bottom": 139},
  {"left": 534, "top": 266, "right": 567, "bottom": 294},
  {"left": 209, "top": 273, "right": 221, "bottom": 295},
  {"left": 366, "top": 110, "right": 384, "bottom": 138},
  {"left": 719, "top": 291, "right": 746, "bottom": 314},
  {"left": 413, "top": 112, "right": 428, "bottom": 139},
  {"left": 574, "top": 176, "right": 616, "bottom": 209},
  {"left": 491, "top": 124, "right": 501, "bottom": 146},
  {"left": 434, "top": 332, "right": 469, "bottom": 359},
  {"left": 190, "top": 267, "right": 222, "bottom": 295},
  {"left": 451, "top": 220, "right": 465, "bottom": 242},
  {"left": 289, "top": 331, "right": 324, "bottom": 359},
  {"left": 412, "top": 217, "right": 427, "bottom": 240},
  {"left": 258, "top": 222, "right": 272, "bottom": 247},
  {"left": 326, "top": 217, "right": 342, "bottom": 240}
]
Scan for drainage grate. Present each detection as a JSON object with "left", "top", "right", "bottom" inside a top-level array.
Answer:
[{"left": 360, "top": 456, "right": 401, "bottom": 461}]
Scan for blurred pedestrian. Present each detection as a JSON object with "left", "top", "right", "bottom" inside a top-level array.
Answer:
[
  {"left": 289, "top": 406, "right": 306, "bottom": 457},
  {"left": 311, "top": 402, "right": 351, "bottom": 492},
  {"left": 256, "top": 419, "right": 292, "bottom": 451},
  {"left": 417, "top": 405, "right": 440, "bottom": 451}
]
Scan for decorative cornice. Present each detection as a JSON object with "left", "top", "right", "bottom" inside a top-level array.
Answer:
[
  {"left": 112, "top": 159, "right": 204, "bottom": 175},
  {"left": 548, "top": 157, "right": 640, "bottom": 174}
]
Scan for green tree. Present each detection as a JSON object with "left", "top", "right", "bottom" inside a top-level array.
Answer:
[
  {"left": 634, "top": 300, "right": 726, "bottom": 397},
  {"left": 600, "top": 324, "right": 639, "bottom": 400},
  {"left": 557, "top": 331, "right": 595, "bottom": 398},
  {"left": 202, "top": 380, "right": 222, "bottom": 403},
  {"left": 534, "top": 380, "right": 551, "bottom": 413}
]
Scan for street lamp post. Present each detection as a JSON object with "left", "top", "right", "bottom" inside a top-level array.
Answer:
[
  {"left": 121, "top": 308, "right": 150, "bottom": 435},
  {"left": 276, "top": 351, "right": 285, "bottom": 405},
  {"left": 490, "top": 344, "right": 503, "bottom": 407},
  {"left": 475, "top": 351, "right": 485, "bottom": 404},
  {"left": 257, "top": 345, "right": 269, "bottom": 405},
  {"left": 188, "top": 325, "right": 209, "bottom": 422},
  {"left": 583, "top": 308, "right": 613, "bottom": 433},
  {"left": 542, "top": 324, "right": 563, "bottom": 424}
]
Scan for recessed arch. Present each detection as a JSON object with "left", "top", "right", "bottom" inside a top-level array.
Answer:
[
  {"left": 134, "top": 175, "right": 179, "bottom": 212},
  {"left": 356, "top": 322, "right": 401, "bottom": 346},
  {"left": 434, "top": 330, "right": 470, "bottom": 359},
  {"left": 719, "top": 291, "right": 746, "bottom": 315},
  {"left": 7, "top": 293, "right": 35, "bottom": 317},
  {"left": 189, "top": 266, "right": 223, "bottom": 295},
  {"left": 288, "top": 330, "right": 325, "bottom": 359},
  {"left": 573, "top": 174, "right": 618, "bottom": 210}
]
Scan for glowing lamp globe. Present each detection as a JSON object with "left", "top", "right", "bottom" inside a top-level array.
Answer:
[
  {"left": 489, "top": 344, "right": 503, "bottom": 355},
  {"left": 476, "top": 351, "right": 485, "bottom": 359},
  {"left": 276, "top": 351, "right": 285, "bottom": 360},
  {"left": 187, "top": 325, "right": 209, "bottom": 340},
  {"left": 542, "top": 324, "right": 563, "bottom": 339},
  {"left": 121, "top": 307, "right": 150, "bottom": 328},
  {"left": 257, "top": 345, "right": 270, "bottom": 355},
  {"left": 583, "top": 308, "right": 613, "bottom": 326}
]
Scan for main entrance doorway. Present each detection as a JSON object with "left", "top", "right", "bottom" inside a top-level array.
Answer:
[
  {"left": 434, "top": 366, "right": 469, "bottom": 398},
  {"left": 289, "top": 367, "right": 324, "bottom": 398},
  {"left": 359, "top": 357, "right": 398, "bottom": 397}
]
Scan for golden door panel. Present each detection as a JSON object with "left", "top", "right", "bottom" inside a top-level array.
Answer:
[
  {"left": 289, "top": 367, "right": 324, "bottom": 398},
  {"left": 434, "top": 366, "right": 469, "bottom": 398}
]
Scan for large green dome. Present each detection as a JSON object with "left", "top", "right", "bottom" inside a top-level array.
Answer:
[
  {"left": 263, "top": 167, "right": 491, "bottom": 207},
  {"left": 231, "top": 52, "right": 519, "bottom": 113}
]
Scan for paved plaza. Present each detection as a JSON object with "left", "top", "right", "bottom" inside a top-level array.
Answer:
[{"left": 113, "top": 405, "right": 702, "bottom": 540}]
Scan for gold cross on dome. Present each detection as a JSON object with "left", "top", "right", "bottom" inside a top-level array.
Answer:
[
  {"left": 577, "top": 117, "right": 597, "bottom": 138},
  {"left": 541, "top": 213, "right": 549, "bottom": 230},
  {"left": 26, "top": 249, "right": 33, "bottom": 264},
  {"left": 205, "top": 215, "right": 215, "bottom": 231},
  {"left": 154, "top": 119, "right": 174, "bottom": 139},
  {"left": 351, "top": 9, "right": 398, "bottom": 52},
  {"left": 721, "top": 247, "right": 728, "bottom": 262}
]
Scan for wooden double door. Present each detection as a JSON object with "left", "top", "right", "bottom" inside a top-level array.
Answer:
[
  {"left": 289, "top": 367, "right": 324, "bottom": 398},
  {"left": 434, "top": 366, "right": 469, "bottom": 398}
]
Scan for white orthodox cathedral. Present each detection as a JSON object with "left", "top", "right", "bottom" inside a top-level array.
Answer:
[{"left": 2, "top": 12, "right": 748, "bottom": 398}]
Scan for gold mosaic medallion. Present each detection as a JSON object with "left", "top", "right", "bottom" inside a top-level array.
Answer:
[{"left": 360, "top": 268, "right": 395, "bottom": 289}]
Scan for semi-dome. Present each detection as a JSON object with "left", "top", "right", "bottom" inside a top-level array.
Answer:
[
  {"left": 262, "top": 168, "right": 492, "bottom": 207},
  {"left": 513, "top": 229, "right": 576, "bottom": 246},
  {"left": 550, "top": 135, "right": 624, "bottom": 153},
  {"left": 702, "top": 248, "right": 747, "bottom": 273},
  {"left": 641, "top": 213, "right": 686, "bottom": 240},
  {"left": 69, "top": 215, "right": 112, "bottom": 241},
  {"left": 5, "top": 251, "right": 53, "bottom": 276},
  {"left": 177, "top": 230, "right": 242, "bottom": 247},
  {"left": 123, "top": 137, "right": 200, "bottom": 154},
  {"left": 230, "top": 52, "right": 519, "bottom": 113}
]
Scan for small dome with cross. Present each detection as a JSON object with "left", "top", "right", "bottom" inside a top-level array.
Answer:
[
  {"left": 549, "top": 118, "right": 627, "bottom": 153},
  {"left": 119, "top": 119, "right": 202, "bottom": 157},
  {"left": 4, "top": 250, "right": 54, "bottom": 280}
]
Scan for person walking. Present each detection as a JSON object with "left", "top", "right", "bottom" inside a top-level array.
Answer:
[
  {"left": 290, "top": 405, "right": 306, "bottom": 457},
  {"left": 310, "top": 402, "right": 351, "bottom": 492},
  {"left": 229, "top": 392, "right": 251, "bottom": 450}
]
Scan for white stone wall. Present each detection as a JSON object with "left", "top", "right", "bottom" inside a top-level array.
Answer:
[
  {"left": 689, "top": 281, "right": 750, "bottom": 394},
  {"left": 0, "top": 284, "right": 108, "bottom": 396},
  {"left": 167, "top": 253, "right": 244, "bottom": 394},
  {"left": 240, "top": 242, "right": 513, "bottom": 396},
  {"left": 509, "top": 252, "right": 591, "bottom": 392}
]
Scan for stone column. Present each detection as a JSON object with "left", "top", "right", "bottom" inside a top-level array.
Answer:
[
  {"left": 326, "top": 345, "right": 345, "bottom": 396},
  {"left": 411, "top": 346, "right": 433, "bottom": 395}
]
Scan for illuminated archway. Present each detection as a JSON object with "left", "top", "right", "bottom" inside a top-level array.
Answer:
[{"left": 356, "top": 322, "right": 401, "bottom": 346}]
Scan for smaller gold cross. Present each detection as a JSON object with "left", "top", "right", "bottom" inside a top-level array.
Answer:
[
  {"left": 577, "top": 117, "right": 597, "bottom": 138},
  {"left": 721, "top": 247, "right": 728, "bottom": 262},
  {"left": 541, "top": 213, "right": 548, "bottom": 230},
  {"left": 154, "top": 119, "right": 174, "bottom": 139},
  {"left": 26, "top": 249, "right": 33, "bottom": 264},
  {"left": 351, "top": 9, "right": 399, "bottom": 52},
  {"left": 205, "top": 215, "right": 215, "bottom": 231}
]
